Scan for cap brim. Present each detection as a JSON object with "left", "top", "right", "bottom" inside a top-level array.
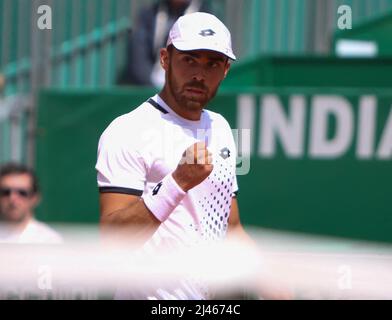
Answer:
[{"left": 170, "top": 41, "right": 236, "bottom": 61}]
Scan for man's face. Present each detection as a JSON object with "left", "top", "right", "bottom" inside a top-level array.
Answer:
[
  {"left": 162, "top": 47, "right": 230, "bottom": 112},
  {"left": 0, "top": 174, "right": 38, "bottom": 223}
]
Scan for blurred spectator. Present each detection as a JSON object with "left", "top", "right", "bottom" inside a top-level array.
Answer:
[
  {"left": 118, "top": 0, "right": 209, "bottom": 88},
  {"left": 0, "top": 163, "right": 62, "bottom": 243}
]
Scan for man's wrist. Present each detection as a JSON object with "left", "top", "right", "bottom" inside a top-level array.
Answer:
[
  {"left": 142, "top": 173, "right": 187, "bottom": 222},
  {"left": 172, "top": 171, "right": 190, "bottom": 192}
]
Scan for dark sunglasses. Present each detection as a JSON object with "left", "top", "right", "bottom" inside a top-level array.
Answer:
[{"left": 0, "top": 188, "right": 33, "bottom": 198}]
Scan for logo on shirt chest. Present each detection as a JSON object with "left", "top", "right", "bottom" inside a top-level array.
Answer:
[{"left": 219, "top": 147, "right": 231, "bottom": 160}]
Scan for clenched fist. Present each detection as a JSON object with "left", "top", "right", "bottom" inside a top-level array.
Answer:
[{"left": 172, "top": 142, "right": 213, "bottom": 192}]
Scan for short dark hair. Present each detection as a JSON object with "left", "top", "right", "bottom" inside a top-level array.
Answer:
[
  {"left": 167, "top": 44, "right": 174, "bottom": 53},
  {"left": 0, "top": 163, "right": 39, "bottom": 194}
]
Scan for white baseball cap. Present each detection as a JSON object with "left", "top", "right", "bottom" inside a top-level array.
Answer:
[{"left": 166, "top": 12, "right": 236, "bottom": 60}]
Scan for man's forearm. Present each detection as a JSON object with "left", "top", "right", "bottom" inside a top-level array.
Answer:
[{"left": 100, "top": 199, "right": 161, "bottom": 245}]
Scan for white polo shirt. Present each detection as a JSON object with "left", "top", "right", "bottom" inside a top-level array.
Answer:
[
  {"left": 0, "top": 218, "right": 62, "bottom": 244},
  {"left": 96, "top": 94, "right": 238, "bottom": 299}
]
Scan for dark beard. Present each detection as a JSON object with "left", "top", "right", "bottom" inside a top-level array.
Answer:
[{"left": 167, "top": 64, "right": 220, "bottom": 112}]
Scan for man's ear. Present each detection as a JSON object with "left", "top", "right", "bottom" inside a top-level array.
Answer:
[
  {"left": 223, "top": 61, "right": 231, "bottom": 78},
  {"left": 160, "top": 48, "right": 170, "bottom": 71},
  {"left": 31, "top": 193, "right": 41, "bottom": 209}
]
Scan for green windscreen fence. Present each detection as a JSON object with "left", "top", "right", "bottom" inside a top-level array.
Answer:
[
  {"left": 223, "top": 56, "right": 392, "bottom": 88},
  {"left": 36, "top": 85, "right": 392, "bottom": 243}
]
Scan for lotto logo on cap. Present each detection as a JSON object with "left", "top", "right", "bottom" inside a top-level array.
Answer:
[{"left": 167, "top": 12, "right": 236, "bottom": 60}]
